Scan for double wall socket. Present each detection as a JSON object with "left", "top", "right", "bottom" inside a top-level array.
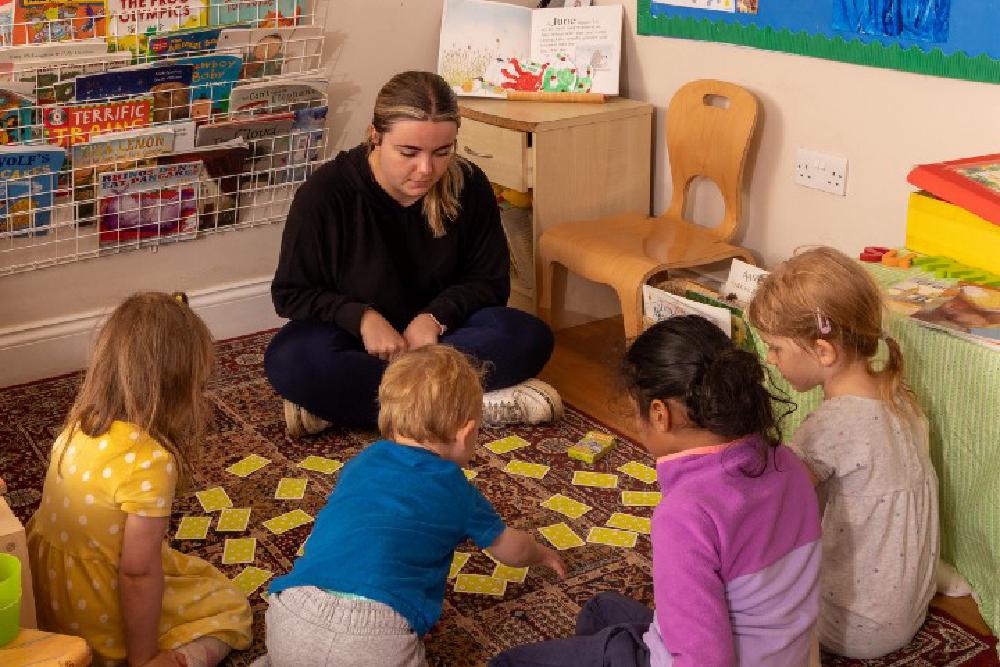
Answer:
[{"left": 795, "top": 148, "right": 848, "bottom": 196}]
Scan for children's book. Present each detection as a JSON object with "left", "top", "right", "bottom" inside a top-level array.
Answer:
[
  {"left": 157, "top": 138, "right": 249, "bottom": 228},
  {"left": 885, "top": 277, "right": 955, "bottom": 314},
  {"left": 74, "top": 63, "right": 194, "bottom": 101},
  {"left": 106, "top": 0, "right": 208, "bottom": 55},
  {"left": 146, "top": 24, "right": 231, "bottom": 57},
  {"left": 172, "top": 54, "right": 242, "bottom": 115},
  {"left": 208, "top": 0, "right": 301, "bottom": 28},
  {"left": 11, "top": 0, "right": 106, "bottom": 45},
  {"left": 721, "top": 257, "right": 769, "bottom": 307},
  {"left": 98, "top": 161, "right": 200, "bottom": 245},
  {"left": 0, "top": 37, "right": 107, "bottom": 61},
  {"left": 0, "top": 145, "right": 66, "bottom": 237},
  {"left": 909, "top": 283, "right": 1000, "bottom": 349},
  {"left": 161, "top": 118, "right": 197, "bottom": 150},
  {"left": 194, "top": 111, "right": 292, "bottom": 183},
  {"left": 641, "top": 284, "right": 733, "bottom": 338},
  {"left": 437, "top": 0, "right": 622, "bottom": 98},
  {"left": 7, "top": 52, "right": 133, "bottom": 105},
  {"left": 216, "top": 26, "right": 321, "bottom": 78},
  {"left": 227, "top": 76, "right": 324, "bottom": 113},
  {"left": 43, "top": 96, "right": 153, "bottom": 148},
  {"left": 907, "top": 154, "right": 1000, "bottom": 227},
  {"left": 0, "top": 82, "right": 33, "bottom": 144},
  {"left": 286, "top": 103, "right": 324, "bottom": 182},
  {"left": 0, "top": 0, "right": 12, "bottom": 46}
]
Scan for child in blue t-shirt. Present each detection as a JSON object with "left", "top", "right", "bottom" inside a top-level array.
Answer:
[{"left": 259, "top": 344, "right": 566, "bottom": 667}]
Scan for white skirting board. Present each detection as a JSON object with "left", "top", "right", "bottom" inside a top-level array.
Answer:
[{"left": 0, "top": 278, "right": 284, "bottom": 389}]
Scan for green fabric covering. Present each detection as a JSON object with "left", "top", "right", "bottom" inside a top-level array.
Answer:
[{"left": 752, "top": 263, "right": 1000, "bottom": 641}]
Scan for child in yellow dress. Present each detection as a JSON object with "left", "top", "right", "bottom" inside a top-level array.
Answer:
[{"left": 27, "top": 292, "right": 252, "bottom": 667}]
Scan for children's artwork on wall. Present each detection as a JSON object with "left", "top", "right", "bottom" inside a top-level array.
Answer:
[{"left": 638, "top": 0, "right": 1000, "bottom": 85}]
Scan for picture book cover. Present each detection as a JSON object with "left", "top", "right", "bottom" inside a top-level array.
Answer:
[
  {"left": 216, "top": 26, "right": 322, "bottom": 78},
  {"left": 0, "top": 145, "right": 66, "bottom": 237},
  {"left": 910, "top": 283, "right": 1000, "bottom": 349},
  {"left": 11, "top": 0, "right": 106, "bottom": 45},
  {"left": 208, "top": 0, "right": 300, "bottom": 28},
  {"left": 1, "top": 0, "right": 15, "bottom": 46},
  {"left": 227, "top": 76, "right": 324, "bottom": 113},
  {"left": 147, "top": 24, "right": 230, "bottom": 57},
  {"left": 43, "top": 96, "right": 153, "bottom": 147},
  {"left": 172, "top": 53, "right": 242, "bottom": 115},
  {"left": 74, "top": 63, "right": 194, "bottom": 102},
  {"left": 8, "top": 52, "right": 133, "bottom": 105},
  {"left": 106, "top": 0, "right": 207, "bottom": 55},
  {"left": 284, "top": 103, "right": 324, "bottom": 183},
  {"left": 194, "top": 111, "right": 292, "bottom": 183},
  {"left": 907, "top": 154, "right": 1000, "bottom": 227},
  {"left": 157, "top": 138, "right": 250, "bottom": 228},
  {"left": 438, "top": 0, "right": 622, "bottom": 98},
  {"left": 641, "top": 284, "right": 732, "bottom": 337},
  {"left": 0, "top": 82, "right": 34, "bottom": 144},
  {"left": 98, "top": 161, "right": 199, "bottom": 245}
]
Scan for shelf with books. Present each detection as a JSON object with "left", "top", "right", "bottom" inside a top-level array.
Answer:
[{"left": 0, "top": 0, "right": 330, "bottom": 276}]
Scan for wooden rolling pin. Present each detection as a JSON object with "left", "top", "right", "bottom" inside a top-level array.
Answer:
[{"left": 506, "top": 91, "right": 606, "bottom": 103}]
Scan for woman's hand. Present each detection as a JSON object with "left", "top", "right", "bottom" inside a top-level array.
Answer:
[
  {"left": 360, "top": 309, "right": 407, "bottom": 361},
  {"left": 402, "top": 313, "right": 441, "bottom": 350}
]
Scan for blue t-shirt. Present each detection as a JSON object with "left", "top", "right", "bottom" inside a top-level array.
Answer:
[{"left": 269, "top": 440, "right": 506, "bottom": 635}]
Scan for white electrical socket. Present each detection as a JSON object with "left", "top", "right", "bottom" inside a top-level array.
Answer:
[{"left": 795, "top": 148, "right": 848, "bottom": 196}]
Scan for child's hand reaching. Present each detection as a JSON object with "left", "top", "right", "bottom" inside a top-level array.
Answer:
[
  {"left": 488, "top": 527, "right": 568, "bottom": 579},
  {"left": 535, "top": 543, "right": 567, "bottom": 579}
]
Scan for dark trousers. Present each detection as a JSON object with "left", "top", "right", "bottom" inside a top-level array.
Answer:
[
  {"left": 489, "top": 592, "right": 654, "bottom": 667},
  {"left": 264, "top": 306, "right": 554, "bottom": 428}
]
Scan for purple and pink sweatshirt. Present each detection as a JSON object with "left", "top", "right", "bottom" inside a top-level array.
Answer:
[{"left": 643, "top": 436, "right": 821, "bottom": 667}]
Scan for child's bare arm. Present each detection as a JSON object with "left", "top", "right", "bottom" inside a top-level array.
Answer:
[
  {"left": 119, "top": 514, "right": 169, "bottom": 667},
  {"left": 488, "top": 527, "right": 567, "bottom": 579}
]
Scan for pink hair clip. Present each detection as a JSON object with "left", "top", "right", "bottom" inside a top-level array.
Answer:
[{"left": 816, "top": 310, "right": 833, "bottom": 335}]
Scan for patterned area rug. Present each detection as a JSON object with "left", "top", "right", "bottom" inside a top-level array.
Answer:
[{"left": 1, "top": 330, "right": 996, "bottom": 667}]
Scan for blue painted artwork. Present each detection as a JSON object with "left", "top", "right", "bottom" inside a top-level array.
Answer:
[{"left": 833, "top": 0, "right": 951, "bottom": 43}]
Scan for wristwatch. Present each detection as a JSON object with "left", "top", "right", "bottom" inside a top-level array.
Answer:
[{"left": 428, "top": 313, "right": 447, "bottom": 336}]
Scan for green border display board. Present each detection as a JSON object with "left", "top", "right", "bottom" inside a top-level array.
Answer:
[{"left": 637, "top": 0, "right": 1000, "bottom": 85}]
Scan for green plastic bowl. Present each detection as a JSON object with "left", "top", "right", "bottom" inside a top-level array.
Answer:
[{"left": 0, "top": 553, "right": 21, "bottom": 646}]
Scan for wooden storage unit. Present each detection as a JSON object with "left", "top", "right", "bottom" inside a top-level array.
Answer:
[{"left": 458, "top": 98, "right": 653, "bottom": 317}]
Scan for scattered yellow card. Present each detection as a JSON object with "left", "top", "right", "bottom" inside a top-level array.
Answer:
[
  {"left": 485, "top": 435, "right": 530, "bottom": 455},
  {"left": 453, "top": 573, "right": 507, "bottom": 596},
  {"left": 222, "top": 537, "right": 256, "bottom": 564},
  {"left": 462, "top": 468, "right": 478, "bottom": 480},
  {"left": 571, "top": 471, "right": 619, "bottom": 489},
  {"left": 538, "top": 522, "right": 585, "bottom": 550},
  {"left": 449, "top": 552, "right": 472, "bottom": 579},
  {"left": 617, "top": 461, "right": 658, "bottom": 484},
  {"left": 216, "top": 508, "right": 251, "bottom": 532},
  {"left": 606, "top": 513, "right": 651, "bottom": 535},
  {"left": 541, "top": 494, "right": 592, "bottom": 519},
  {"left": 621, "top": 491, "right": 663, "bottom": 507},
  {"left": 195, "top": 487, "right": 233, "bottom": 513},
  {"left": 231, "top": 566, "right": 272, "bottom": 596},
  {"left": 297, "top": 455, "right": 344, "bottom": 474},
  {"left": 263, "top": 509, "right": 315, "bottom": 535},
  {"left": 587, "top": 527, "right": 638, "bottom": 548},
  {"left": 296, "top": 540, "right": 307, "bottom": 557},
  {"left": 275, "top": 477, "right": 308, "bottom": 500},
  {"left": 492, "top": 563, "right": 528, "bottom": 583},
  {"left": 503, "top": 459, "right": 550, "bottom": 480},
  {"left": 175, "top": 516, "right": 211, "bottom": 540},
  {"left": 225, "top": 454, "right": 271, "bottom": 478}
]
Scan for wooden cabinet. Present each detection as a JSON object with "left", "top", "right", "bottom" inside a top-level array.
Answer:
[{"left": 458, "top": 98, "right": 653, "bottom": 317}]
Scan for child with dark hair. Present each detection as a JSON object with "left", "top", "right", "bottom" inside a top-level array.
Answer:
[{"left": 490, "top": 315, "right": 821, "bottom": 667}]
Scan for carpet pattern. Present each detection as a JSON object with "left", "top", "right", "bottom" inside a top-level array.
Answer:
[{"left": 1, "top": 330, "right": 996, "bottom": 666}]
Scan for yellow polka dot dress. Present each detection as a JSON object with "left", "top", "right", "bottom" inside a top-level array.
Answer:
[{"left": 27, "top": 422, "right": 252, "bottom": 663}]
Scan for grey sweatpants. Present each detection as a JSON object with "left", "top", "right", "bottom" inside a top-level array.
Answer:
[{"left": 259, "top": 586, "right": 427, "bottom": 667}]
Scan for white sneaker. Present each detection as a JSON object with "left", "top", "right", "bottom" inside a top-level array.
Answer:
[
  {"left": 482, "top": 379, "right": 564, "bottom": 426},
  {"left": 283, "top": 400, "right": 332, "bottom": 438}
]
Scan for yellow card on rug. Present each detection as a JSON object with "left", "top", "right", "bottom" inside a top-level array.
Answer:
[
  {"left": 617, "top": 461, "right": 657, "bottom": 484},
  {"left": 485, "top": 435, "right": 530, "bottom": 455},
  {"left": 175, "top": 516, "right": 211, "bottom": 540},
  {"left": 541, "top": 494, "right": 592, "bottom": 519},
  {"left": 492, "top": 563, "right": 528, "bottom": 583},
  {"left": 503, "top": 459, "right": 550, "bottom": 480},
  {"left": 453, "top": 573, "right": 507, "bottom": 597},
  {"left": 606, "top": 513, "right": 651, "bottom": 535},
  {"left": 587, "top": 527, "right": 638, "bottom": 548},
  {"left": 462, "top": 468, "right": 478, "bottom": 480},
  {"left": 263, "top": 509, "right": 314, "bottom": 535},
  {"left": 195, "top": 486, "right": 233, "bottom": 513},
  {"left": 449, "top": 552, "right": 472, "bottom": 579},
  {"left": 297, "top": 455, "right": 344, "bottom": 474},
  {"left": 571, "top": 471, "right": 618, "bottom": 489},
  {"left": 274, "top": 477, "right": 308, "bottom": 500},
  {"left": 538, "top": 522, "right": 585, "bottom": 550},
  {"left": 231, "top": 566, "right": 272, "bottom": 596},
  {"left": 621, "top": 491, "right": 662, "bottom": 507},
  {"left": 216, "top": 508, "right": 251, "bottom": 532},
  {"left": 225, "top": 454, "right": 271, "bottom": 478},
  {"left": 222, "top": 537, "right": 256, "bottom": 564}
]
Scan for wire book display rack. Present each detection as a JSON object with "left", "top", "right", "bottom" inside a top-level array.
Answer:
[{"left": 0, "top": 0, "right": 330, "bottom": 276}]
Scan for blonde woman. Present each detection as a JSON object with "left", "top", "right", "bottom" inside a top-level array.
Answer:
[{"left": 268, "top": 70, "right": 561, "bottom": 435}]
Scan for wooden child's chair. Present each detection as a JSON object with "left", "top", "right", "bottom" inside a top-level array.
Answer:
[{"left": 538, "top": 79, "right": 761, "bottom": 339}]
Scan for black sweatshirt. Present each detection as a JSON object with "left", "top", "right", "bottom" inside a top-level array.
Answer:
[{"left": 271, "top": 144, "right": 510, "bottom": 337}]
